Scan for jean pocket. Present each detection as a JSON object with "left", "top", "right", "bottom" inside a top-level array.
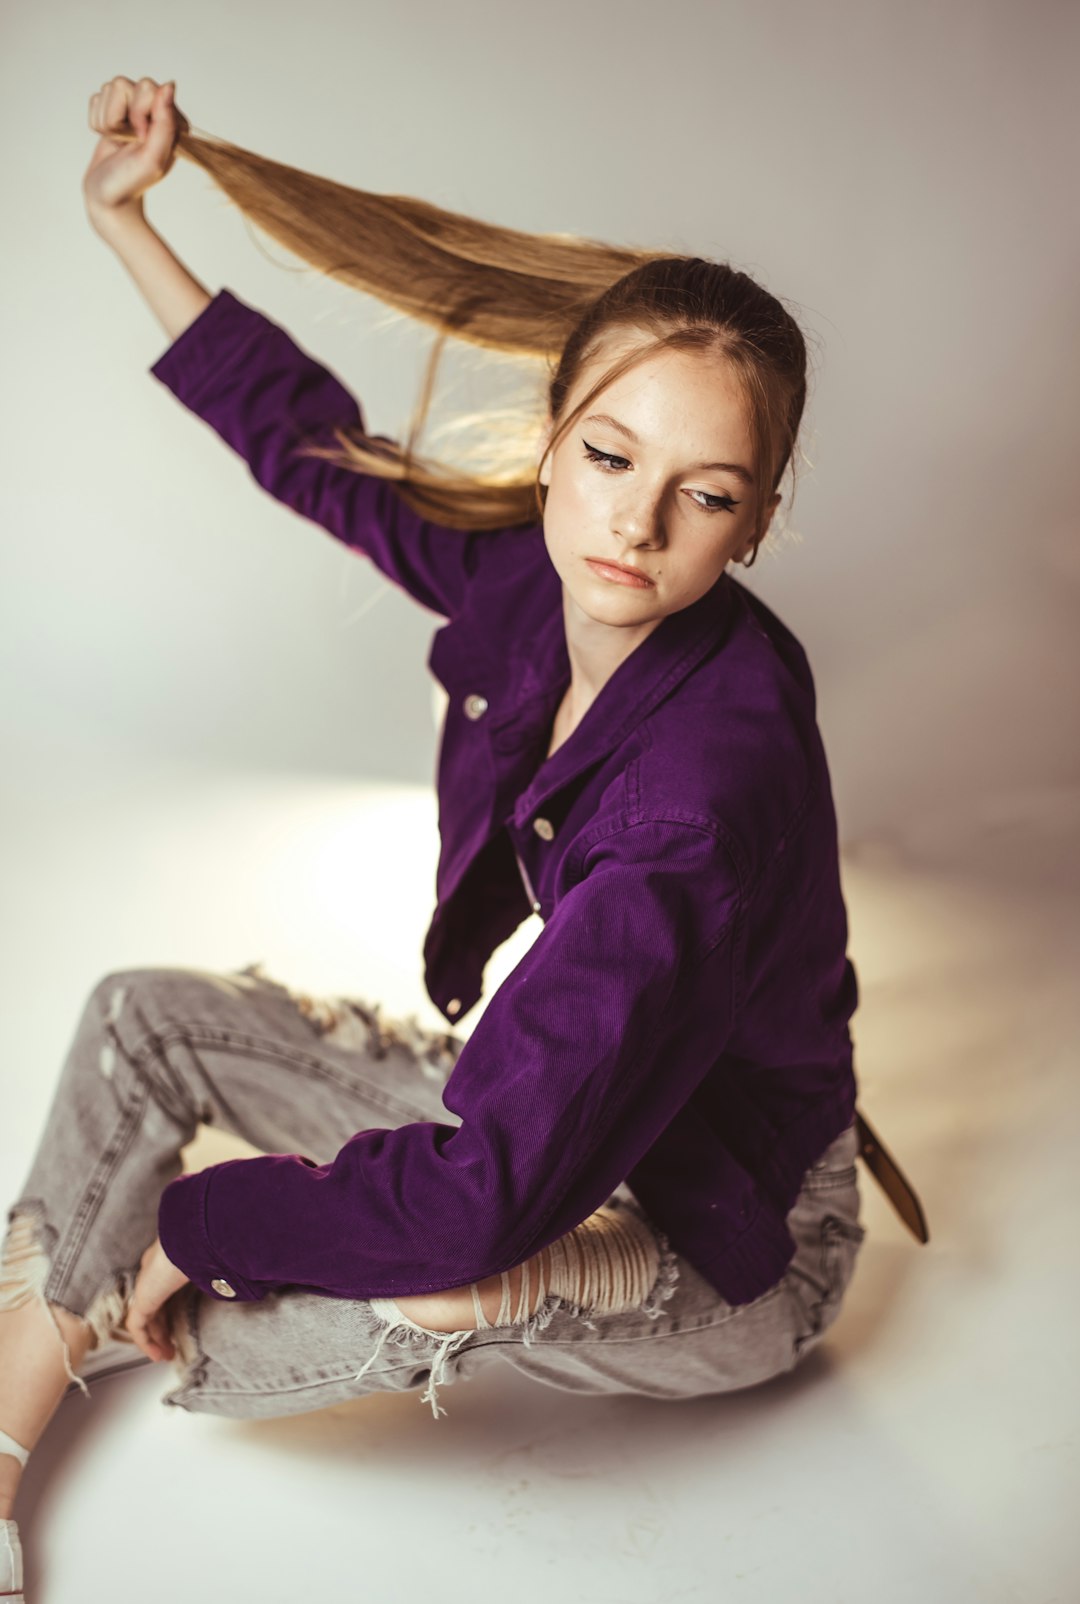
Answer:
[
  {"left": 789, "top": 1211, "right": 866, "bottom": 1360},
  {"left": 802, "top": 1120, "right": 859, "bottom": 1192}
]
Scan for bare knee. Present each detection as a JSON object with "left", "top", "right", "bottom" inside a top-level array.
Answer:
[{"left": 391, "top": 1248, "right": 551, "bottom": 1333}]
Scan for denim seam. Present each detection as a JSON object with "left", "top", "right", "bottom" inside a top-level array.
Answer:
[
  {"left": 462, "top": 1278, "right": 790, "bottom": 1348},
  {"left": 166, "top": 1358, "right": 436, "bottom": 1401},
  {"left": 46, "top": 1079, "right": 151, "bottom": 1301},
  {"left": 453, "top": 1288, "right": 790, "bottom": 1349},
  {"left": 130, "top": 1022, "right": 447, "bottom": 1132}
]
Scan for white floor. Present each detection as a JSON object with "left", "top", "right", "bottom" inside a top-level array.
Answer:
[{"left": 2, "top": 725, "right": 1077, "bottom": 1603}]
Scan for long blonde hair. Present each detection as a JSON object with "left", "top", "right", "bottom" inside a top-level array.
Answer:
[{"left": 172, "top": 126, "right": 811, "bottom": 566}]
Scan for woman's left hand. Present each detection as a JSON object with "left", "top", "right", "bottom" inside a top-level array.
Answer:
[{"left": 124, "top": 1237, "right": 191, "bottom": 1361}]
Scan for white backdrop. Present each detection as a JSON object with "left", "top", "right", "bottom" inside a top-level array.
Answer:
[
  {"left": 2, "top": 0, "right": 1076, "bottom": 849},
  {"left": 2, "top": 7, "right": 1080, "bottom": 1603}
]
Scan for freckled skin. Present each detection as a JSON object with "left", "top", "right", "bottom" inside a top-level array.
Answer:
[{"left": 531, "top": 333, "right": 782, "bottom": 728}]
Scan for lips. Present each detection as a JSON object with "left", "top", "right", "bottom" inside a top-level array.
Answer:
[{"left": 585, "top": 558, "right": 655, "bottom": 587}]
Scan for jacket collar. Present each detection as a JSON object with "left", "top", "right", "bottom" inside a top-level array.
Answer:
[{"left": 485, "top": 528, "right": 739, "bottom": 828}]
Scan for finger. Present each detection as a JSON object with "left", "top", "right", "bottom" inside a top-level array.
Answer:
[
  {"left": 145, "top": 82, "right": 176, "bottom": 160},
  {"left": 132, "top": 76, "right": 160, "bottom": 140},
  {"left": 103, "top": 76, "right": 136, "bottom": 137},
  {"left": 151, "top": 1310, "right": 176, "bottom": 1361},
  {"left": 125, "top": 1301, "right": 159, "bottom": 1359},
  {"left": 136, "top": 1321, "right": 167, "bottom": 1361},
  {"left": 126, "top": 1316, "right": 153, "bottom": 1359},
  {"left": 132, "top": 1290, "right": 177, "bottom": 1360}
]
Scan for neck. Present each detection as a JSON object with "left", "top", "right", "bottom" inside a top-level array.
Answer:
[{"left": 559, "top": 584, "right": 664, "bottom": 716}]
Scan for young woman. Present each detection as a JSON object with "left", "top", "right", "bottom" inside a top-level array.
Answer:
[{"left": 0, "top": 74, "right": 914, "bottom": 1598}]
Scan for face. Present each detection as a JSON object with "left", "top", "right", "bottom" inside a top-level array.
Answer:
[{"left": 537, "top": 331, "right": 781, "bottom": 631}]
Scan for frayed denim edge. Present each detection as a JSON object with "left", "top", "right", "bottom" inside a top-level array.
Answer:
[{"left": 353, "top": 1221, "right": 681, "bottom": 1422}]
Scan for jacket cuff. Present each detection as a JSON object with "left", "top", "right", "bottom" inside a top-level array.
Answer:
[
  {"left": 149, "top": 287, "right": 269, "bottom": 412},
  {"left": 157, "top": 1166, "right": 264, "bottom": 1302}
]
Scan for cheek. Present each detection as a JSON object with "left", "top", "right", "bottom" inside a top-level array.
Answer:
[
  {"left": 542, "top": 470, "right": 598, "bottom": 564},
  {"left": 549, "top": 467, "right": 598, "bottom": 531},
  {"left": 653, "top": 540, "right": 730, "bottom": 602}
]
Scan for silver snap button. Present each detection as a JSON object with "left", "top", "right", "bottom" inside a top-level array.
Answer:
[
  {"left": 211, "top": 1278, "right": 237, "bottom": 1298},
  {"left": 532, "top": 816, "right": 554, "bottom": 841},
  {"left": 531, "top": 900, "right": 542, "bottom": 914},
  {"left": 446, "top": 997, "right": 462, "bottom": 1016},
  {"left": 463, "top": 694, "right": 488, "bottom": 720}
]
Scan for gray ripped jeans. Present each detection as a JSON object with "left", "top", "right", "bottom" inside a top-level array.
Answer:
[{"left": 1, "top": 963, "right": 866, "bottom": 1422}]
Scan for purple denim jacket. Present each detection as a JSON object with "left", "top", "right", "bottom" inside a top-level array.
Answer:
[{"left": 150, "top": 288, "right": 859, "bottom": 1309}]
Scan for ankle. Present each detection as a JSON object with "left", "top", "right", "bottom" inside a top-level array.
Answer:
[
  {"left": 0, "top": 1463, "right": 20, "bottom": 1520},
  {"left": 0, "top": 1431, "right": 30, "bottom": 1520},
  {"left": 0, "top": 1509, "right": 23, "bottom": 1600}
]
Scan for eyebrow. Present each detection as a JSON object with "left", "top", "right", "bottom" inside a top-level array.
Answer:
[{"left": 581, "top": 412, "right": 755, "bottom": 486}]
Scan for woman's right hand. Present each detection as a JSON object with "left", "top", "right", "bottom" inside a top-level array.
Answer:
[{"left": 83, "top": 75, "right": 189, "bottom": 226}]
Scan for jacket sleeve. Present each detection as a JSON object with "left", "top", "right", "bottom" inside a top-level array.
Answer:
[
  {"left": 156, "top": 818, "right": 744, "bottom": 1302},
  {"left": 148, "top": 287, "right": 500, "bottom": 620}
]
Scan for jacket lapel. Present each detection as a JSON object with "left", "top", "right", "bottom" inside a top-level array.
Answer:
[{"left": 481, "top": 536, "right": 738, "bottom": 827}]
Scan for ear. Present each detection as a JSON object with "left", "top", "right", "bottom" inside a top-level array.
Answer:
[{"left": 731, "top": 492, "right": 782, "bottom": 565}]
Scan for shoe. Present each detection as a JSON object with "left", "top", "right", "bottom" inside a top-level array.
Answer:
[
  {"left": 63, "top": 1336, "right": 154, "bottom": 1399},
  {"left": 1, "top": 1515, "right": 23, "bottom": 1602}
]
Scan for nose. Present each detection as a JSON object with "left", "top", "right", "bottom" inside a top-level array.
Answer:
[{"left": 611, "top": 488, "right": 666, "bottom": 549}]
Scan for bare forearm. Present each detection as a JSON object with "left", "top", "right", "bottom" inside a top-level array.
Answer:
[{"left": 90, "top": 205, "right": 212, "bottom": 343}]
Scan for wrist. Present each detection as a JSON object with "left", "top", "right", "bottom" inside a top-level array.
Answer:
[{"left": 87, "top": 200, "right": 151, "bottom": 244}]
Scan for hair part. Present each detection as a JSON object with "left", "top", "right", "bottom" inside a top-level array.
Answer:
[{"left": 173, "top": 127, "right": 812, "bottom": 564}]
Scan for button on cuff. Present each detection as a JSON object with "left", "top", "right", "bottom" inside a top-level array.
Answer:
[{"left": 158, "top": 1166, "right": 260, "bottom": 1303}]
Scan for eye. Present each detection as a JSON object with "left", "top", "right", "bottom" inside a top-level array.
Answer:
[
  {"left": 582, "top": 441, "right": 631, "bottom": 473},
  {"left": 581, "top": 441, "right": 740, "bottom": 515}
]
